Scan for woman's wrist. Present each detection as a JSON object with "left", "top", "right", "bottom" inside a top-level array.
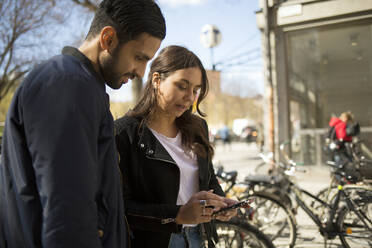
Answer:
[{"left": 175, "top": 205, "right": 185, "bottom": 224}]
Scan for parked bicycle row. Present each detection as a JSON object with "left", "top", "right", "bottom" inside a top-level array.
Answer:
[{"left": 214, "top": 140, "right": 372, "bottom": 248}]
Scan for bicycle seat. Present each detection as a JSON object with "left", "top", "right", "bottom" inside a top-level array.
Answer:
[{"left": 244, "top": 174, "right": 282, "bottom": 184}]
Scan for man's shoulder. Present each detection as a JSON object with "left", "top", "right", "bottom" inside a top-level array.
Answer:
[
  {"left": 40, "top": 51, "right": 97, "bottom": 78},
  {"left": 21, "top": 55, "right": 79, "bottom": 90},
  {"left": 46, "top": 53, "right": 92, "bottom": 81},
  {"left": 22, "top": 54, "right": 101, "bottom": 98}
]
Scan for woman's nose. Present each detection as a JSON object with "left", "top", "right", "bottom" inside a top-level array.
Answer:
[{"left": 184, "top": 89, "right": 194, "bottom": 101}]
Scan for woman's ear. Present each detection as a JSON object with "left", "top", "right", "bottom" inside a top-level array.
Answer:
[{"left": 152, "top": 72, "right": 161, "bottom": 88}]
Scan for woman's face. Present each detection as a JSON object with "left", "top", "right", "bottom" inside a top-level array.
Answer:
[
  {"left": 340, "top": 113, "right": 350, "bottom": 123},
  {"left": 154, "top": 67, "right": 202, "bottom": 119}
]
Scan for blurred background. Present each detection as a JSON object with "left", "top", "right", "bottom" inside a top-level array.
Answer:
[{"left": 1, "top": 0, "right": 372, "bottom": 166}]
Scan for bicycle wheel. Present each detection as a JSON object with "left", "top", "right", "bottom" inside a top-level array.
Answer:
[
  {"left": 337, "top": 188, "right": 372, "bottom": 248},
  {"left": 213, "top": 219, "right": 275, "bottom": 248},
  {"left": 241, "top": 191, "right": 297, "bottom": 248}
]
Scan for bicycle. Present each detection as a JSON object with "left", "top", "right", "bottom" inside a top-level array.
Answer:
[
  {"left": 211, "top": 218, "right": 275, "bottom": 248},
  {"left": 292, "top": 138, "right": 372, "bottom": 222},
  {"left": 243, "top": 142, "right": 372, "bottom": 247},
  {"left": 216, "top": 166, "right": 297, "bottom": 248},
  {"left": 310, "top": 159, "right": 372, "bottom": 221},
  {"left": 254, "top": 152, "right": 274, "bottom": 174}
]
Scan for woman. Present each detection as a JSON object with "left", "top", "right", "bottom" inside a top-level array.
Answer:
[
  {"left": 328, "top": 111, "right": 354, "bottom": 143},
  {"left": 328, "top": 111, "right": 355, "bottom": 163},
  {"left": 115, "top": 46, "right": 237, "bottom": 248}
]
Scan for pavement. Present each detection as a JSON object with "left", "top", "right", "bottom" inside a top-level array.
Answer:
[{"left": 213, "top": 141, "right": 345, "bottom": 248}]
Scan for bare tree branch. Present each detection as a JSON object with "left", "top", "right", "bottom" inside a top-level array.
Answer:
[
  {"left": 2, "top": 47, "right": 13, "bottom": 80},
  {"left": 0, "top": 0, "right": 65, "bottom": 103},
  {"left": 0, "top": 70, "right": 27, "bottom": 100},
  {"left": 71, "top": 0, "right": 98, "bottom": 12}
]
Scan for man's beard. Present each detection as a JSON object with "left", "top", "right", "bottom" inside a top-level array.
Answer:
[{"left": 98, "top": 46, "right": 124, "bottom": 89}]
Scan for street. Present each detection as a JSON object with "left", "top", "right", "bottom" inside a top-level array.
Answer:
[{"left": 213, "top": 141, "right": 345, "bottom": 247}]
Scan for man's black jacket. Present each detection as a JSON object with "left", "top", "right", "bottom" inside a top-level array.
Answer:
[
  {"left": 115, "top": 115, "right": 224, "bottom": 248},
  {"left": 0, "top": 47, "right": 127, "bottom": 248}
]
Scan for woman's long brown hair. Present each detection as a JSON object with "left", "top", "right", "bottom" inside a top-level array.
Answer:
[{"left": 128, "top": 45, "right": 214, "bottom": 162}]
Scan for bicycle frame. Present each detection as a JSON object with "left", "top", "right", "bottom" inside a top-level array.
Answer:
[
  {"left": 290, "top": 182, "right": 372, "bottom": 237},
  {"left": 291, "top": 182, "right": 335, "bottom": 232}
]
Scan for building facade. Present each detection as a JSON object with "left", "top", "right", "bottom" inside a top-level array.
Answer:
[{"left": 256, "top": 0, "right": 372, "bottom": 165}]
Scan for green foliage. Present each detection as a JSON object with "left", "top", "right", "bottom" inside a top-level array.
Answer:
[{"left": 0, "top": 89, "right": 14, "bottom": 123}]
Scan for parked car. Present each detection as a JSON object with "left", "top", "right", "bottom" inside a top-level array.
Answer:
[
  {"left": 241, "top": 126, "right": 258, "bottom": 143},
  {"left": 212, "top": 127, "right": 238, "bottom": 143}
]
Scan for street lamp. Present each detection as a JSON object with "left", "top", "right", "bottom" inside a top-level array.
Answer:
[{"left": 200, "top": 24, "right": 222, "bottom": 70}]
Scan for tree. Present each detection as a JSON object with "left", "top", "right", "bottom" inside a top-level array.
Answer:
[{"left": 0, "top": 0, "right": 64, "bottom": 103}]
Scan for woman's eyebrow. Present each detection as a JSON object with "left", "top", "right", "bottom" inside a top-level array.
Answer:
[{"left": 179, "top": 79, "right": 202, "bottom": 88}]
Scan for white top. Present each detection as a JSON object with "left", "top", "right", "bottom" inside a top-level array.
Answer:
[{"left": 150, "top": 129, "right": 199, "bottom": 227}]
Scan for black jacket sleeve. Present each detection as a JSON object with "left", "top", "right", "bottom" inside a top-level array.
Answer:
[
  {"left": 208, "top": 162, "right": 225, "bottom": 197},
  {"left": 22, "top": 74, "right": 103, "bottom": 248}
]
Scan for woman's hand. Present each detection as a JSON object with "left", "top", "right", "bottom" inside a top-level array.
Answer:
[
  {"left": 213, "top": 198, "right": 238, "bottom": 221},
  {"left": 175, "top": 190, "right": 227, "bottom": 225}
]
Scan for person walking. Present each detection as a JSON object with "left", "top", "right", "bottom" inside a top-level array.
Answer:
[
  {"left": 220, "top": 125, "right": 231, "bottom": 151},
  {"left": 115, "top": 46, "right": 237, "bottom": 248},
  {"left": 328, "top": 111, "right": 356, "bottom": 163},
  {"left": 0, "top": 1, "right": 165, "bottom": 247}
]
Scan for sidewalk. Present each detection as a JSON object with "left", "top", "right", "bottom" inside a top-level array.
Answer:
[{"left": 213, "top": 141, "right": 331, "bottom": 192}]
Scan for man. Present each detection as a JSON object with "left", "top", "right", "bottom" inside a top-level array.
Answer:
[{"left": 0, "top": 0, "right": 165, "bottom": 247}]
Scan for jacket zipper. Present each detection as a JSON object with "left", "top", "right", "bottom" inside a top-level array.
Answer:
[
  {"left": 146, "top": 155, "right": 177, "bottom": 166},
  {"left": 144, "top": 156, "right": 181, "bottom": 224},
  {"left": 145, "top": 155, "right": 181, "bottom": 199},
  {"left": 128, "top": 213, "right": 176, "bottom": 224}
]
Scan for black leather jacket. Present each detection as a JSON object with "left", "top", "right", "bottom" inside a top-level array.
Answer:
[{"left": 115, "top": 115, "right": 224, "bottom": 248}]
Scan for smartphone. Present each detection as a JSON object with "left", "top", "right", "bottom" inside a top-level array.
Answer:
[{"left": 213, "top": 198, "right": 255, "bottom": 216}]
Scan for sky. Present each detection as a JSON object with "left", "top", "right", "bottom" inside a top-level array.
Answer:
[{"left": 62, "top": 0, "right": 264, "bottom": 102}]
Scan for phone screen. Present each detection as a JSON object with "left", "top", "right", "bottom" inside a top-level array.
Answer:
[{"left": 213, "top": 198, "right": 254, "bottom": 216}]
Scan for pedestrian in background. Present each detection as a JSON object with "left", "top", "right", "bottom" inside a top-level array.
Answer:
[
  {"left": 220, "top": 125, "right": 232, "bottom": 151},
  {"left": 115, "top": 46, "right": 237, "bottom": 248},
  {"left": 327, "top": 111, "right": 356, "bottom": 163},
  {"left": 0, "top": 0, "right": 165, "bottom": 247}
]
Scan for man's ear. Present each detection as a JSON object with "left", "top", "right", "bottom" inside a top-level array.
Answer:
[{"left": 99, "top": 26, "right": 118, "bottom": 53}]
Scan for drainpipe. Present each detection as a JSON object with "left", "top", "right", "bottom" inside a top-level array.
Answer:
[{"left": 262, "top": 0, "right": 275, "bottom": 155}]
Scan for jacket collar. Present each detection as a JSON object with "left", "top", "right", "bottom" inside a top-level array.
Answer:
[
  {"left": 137, "top": 124, "right": 177, "bottom": 165},
  {"left": 62, "top": 46, "right": 105, "bottom": 91},
  {"left": 133, "top": 117, "right": 210, "bottom": 187}
]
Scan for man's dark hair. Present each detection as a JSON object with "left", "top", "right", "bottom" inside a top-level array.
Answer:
[{"left": 86, "top": 0, "right": 166, "bottom": 44}]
